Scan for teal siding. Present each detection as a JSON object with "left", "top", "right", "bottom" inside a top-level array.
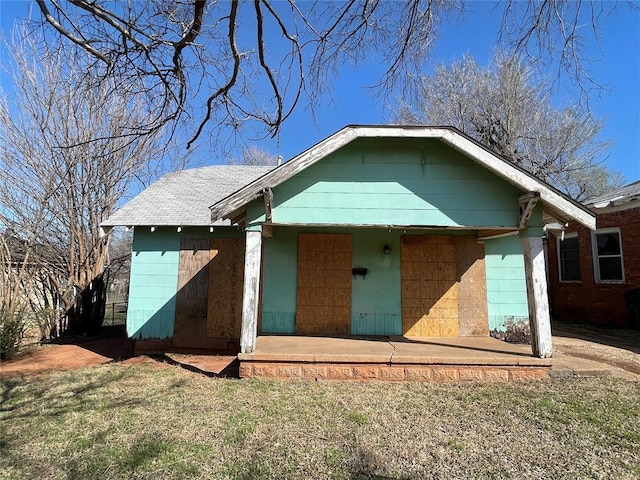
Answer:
[
  {"left": 127, "top": 227, "right": 180, "bottom": 339},
  {"left": 126, "top": 226, "right": 242, "bottom": 340},
  {"left": 350, "top": 229, "right": 401, "bottom": 335},
  {"left": 484, "top": 235, "right": 529, "bottom": 331},
  {"left": 262, "top": 228, "right": 298, "bottom": 334},
  {"left": 248, "top": 138, "right": 523, "bottom": 228}
]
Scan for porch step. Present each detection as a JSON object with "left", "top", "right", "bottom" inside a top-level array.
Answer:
[{"left": 239, "top": 361, "right": 551, "bottom": 382}]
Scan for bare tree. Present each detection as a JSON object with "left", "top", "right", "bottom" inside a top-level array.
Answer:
[
  {"left": 228, "top": 146, "right": 279, "bottom": 167},
  {"left": 396, "top": 53, "right": 620, "bottom": 200},
  {"left": 29, "top": 0, "right": 621, "bottom": 147},
  {"left": 0, "top": 31, "right": 175, "bottom": 335}
]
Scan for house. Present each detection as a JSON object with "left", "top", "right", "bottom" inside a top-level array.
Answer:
[
  {"left": 102, "top": 125, "right": 595, "bottom": 368},
  {"left": 546, "top": 180, "right": 640, "bottom": 329}
]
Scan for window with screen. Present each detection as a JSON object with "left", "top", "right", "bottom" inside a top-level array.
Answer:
[
  {"left": 557, "top": 234, "right": 581, "bottom": 282},
  {"left": 592, "top": 229, "right": 624, "bottom": 282}
]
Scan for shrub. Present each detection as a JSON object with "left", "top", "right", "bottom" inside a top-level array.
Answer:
[
  {"left": 0, "top": 308, "right": 26, "bottom": 360},
  {"left": 490, "top": 318, "right": 531, "bottom": 344}
]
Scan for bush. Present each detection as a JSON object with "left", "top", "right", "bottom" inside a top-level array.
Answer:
[
  {"left": 490, "top": 318, "right": 531, "bottom": 344},
  {"left": 0, "top": 308, "right": 26, "bottom": 360}
]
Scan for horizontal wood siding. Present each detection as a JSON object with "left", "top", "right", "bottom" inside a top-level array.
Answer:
[
  {"left": 484, "top": 235, "right": 529, "bottom": 331},
  {"left": 261, "top": 228, "right": 298, "bottom": 333},
  {"left": 249, "top": 138, "right": 522, "bottom": 228},
  {"left": 350, "top": 229, "right": 402, "bottom": 335},
  {"left": 127, "top": 228, "right": 180, "bottom": 339}
]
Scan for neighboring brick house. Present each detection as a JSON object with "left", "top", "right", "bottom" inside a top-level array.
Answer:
[{"left": 547, "top": 180, "right": 640, "bottom": 328}]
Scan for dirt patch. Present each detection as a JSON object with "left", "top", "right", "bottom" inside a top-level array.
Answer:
[
  {"left": 0, "top": 338, "right": 134, "bottom": 379},
  {"left": 1, "top": 336, "right": 239, "bottom": 379}
]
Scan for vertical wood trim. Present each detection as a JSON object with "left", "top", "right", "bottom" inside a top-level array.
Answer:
[
  {"left": 240, "top": 230, "right": 263, "bottom": 353},
  {"left": 522, "top": 236, "right": 553, "bottom": 358}
]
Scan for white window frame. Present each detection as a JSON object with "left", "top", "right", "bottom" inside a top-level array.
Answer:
[
  {"left": 591, "top": 227, "right": 625, "bottom": 284},
  {"left": 556, "top": 232, "right": 581, "bottom": 283}
]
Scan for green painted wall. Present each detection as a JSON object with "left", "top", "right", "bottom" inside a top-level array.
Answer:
[
  {"left": 350, "top": 229, "right": 401, "bottom": 335},
  {"left": 248, "top": 138, "right": 523, "bottom": 228},
  {"left": 127, "top": 226, "right": 242, "bottom": 340},
  {"left": 261, "top": 227, "right": 298, "bottom": 334},
  {"left": 127, "top": 227, "right": 180, "bottom": 339},
  {"left": 483, "top": 234, "right": 529, "bottom": 331}
]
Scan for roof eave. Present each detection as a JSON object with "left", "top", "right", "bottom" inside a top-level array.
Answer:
[{"left": 209, "top": 125, "right": 596, "bottom": 230}]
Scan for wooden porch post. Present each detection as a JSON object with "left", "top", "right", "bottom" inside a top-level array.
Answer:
[
  {"left": 240, "top": 229, "right": 262, "bottom": 354},
  {"left": 521, "top": 234, "right": 553, "bottom": 358}
]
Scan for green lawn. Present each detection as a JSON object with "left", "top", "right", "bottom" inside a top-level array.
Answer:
[{"left": 1, "top": 363, "right": 639, "bottom": 479}]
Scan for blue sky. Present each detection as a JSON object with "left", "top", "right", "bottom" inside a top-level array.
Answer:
[{"left": 1, "top": 1, "right": 639, "bottom": 182}]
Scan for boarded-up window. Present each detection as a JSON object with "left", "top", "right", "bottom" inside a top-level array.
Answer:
[{"left": 296, "top": 233, "right": 352, "bottom": 335}]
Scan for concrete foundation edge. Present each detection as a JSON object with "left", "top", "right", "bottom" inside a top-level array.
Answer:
[{"left": 239, "top": 361, "right": 551, "bottom": 382}]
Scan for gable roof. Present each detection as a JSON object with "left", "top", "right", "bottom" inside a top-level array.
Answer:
[
  {"left": 102, "top": 165, "right": 274, "bottom": 227},
  {"left": 585, "top": 180, "right": 640, "bottom": 210},
  {"left": 209, "top": 125, "right": 595, "bottom": 230}
]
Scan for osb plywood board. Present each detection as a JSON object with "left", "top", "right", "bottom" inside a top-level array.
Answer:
[
  {"left": 207, "top": 237, "right": 245, "bottom": 339},
  {"left": 296, "top": 233, "right": 352, "bottom": 335},
  {"left": 401, "top": 235, "right": 459, "bottom": 337},
  {"left": 455, "top": 236, "right": 489, "bottom": 336},
  {"left": 173, "top": 238, "right": 212, "bottom": 348}
]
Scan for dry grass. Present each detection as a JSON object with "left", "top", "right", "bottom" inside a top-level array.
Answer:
[{"left": 1, "top": 362, "right": 639, "bottom": 479}]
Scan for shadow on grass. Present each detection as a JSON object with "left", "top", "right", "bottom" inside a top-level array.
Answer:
[
  {"left": 0, "top": 368, "right": 145, "bottom": 422},
  {"left": 147, "top": 354, "right": 240, "bottom": 378}
]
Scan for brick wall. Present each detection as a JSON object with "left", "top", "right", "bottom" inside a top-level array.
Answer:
[{"left": 547, "top": 206, "right": 640, "bottom": 327}]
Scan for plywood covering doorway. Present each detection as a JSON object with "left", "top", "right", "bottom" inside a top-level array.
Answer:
[
  {"left": 172, "top": 237, "right": 245, "bottom": 351},
  {"left": 401, "top": 235, "right": 459, "bottom": 337},
  {"left": 296, "top": 233, "right": 352, "bottom": 335}
]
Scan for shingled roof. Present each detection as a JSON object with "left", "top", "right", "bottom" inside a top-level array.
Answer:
[
  {"left": 102, "top": 165, "right": 274, "bottom": 227},
  {"left": 585, "top": 180, "right": 640, "bottom": 209}
]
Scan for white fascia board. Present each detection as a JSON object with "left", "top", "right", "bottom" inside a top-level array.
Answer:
[
  {"left": 435, "top": 130, "right": 595, "bottom": 230},
  {"left": 210, "top": 127, "right": 358, "bottom": 220}
]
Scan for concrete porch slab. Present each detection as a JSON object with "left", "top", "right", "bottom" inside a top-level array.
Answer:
[{"left": 238, "top": 336, "right": 552, "bottom": 382}]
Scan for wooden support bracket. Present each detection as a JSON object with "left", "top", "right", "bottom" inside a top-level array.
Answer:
[
  {"left": 263, "top": 187, "right": 274, "bottom": 223},
  {"left": 518, "top": 192, "right": 540, "bottom": 229}
]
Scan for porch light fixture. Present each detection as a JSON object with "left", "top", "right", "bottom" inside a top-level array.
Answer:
[
  {"left": 209, "top": 226, "right": 214, "bottom": 233},
  {"left": 150, "top": 226, "right": 156, "bottom": 233},
  {"left": 383, "top": 244, "right": 392, "bottom": 255},
  {"left": 177, "top": 226, "right": 182, "bottom": 232}
]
